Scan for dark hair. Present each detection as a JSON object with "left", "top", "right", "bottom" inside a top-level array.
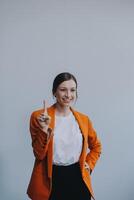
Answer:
[{"left": 52, "top": 72, "right": 78, "bottom": 99}]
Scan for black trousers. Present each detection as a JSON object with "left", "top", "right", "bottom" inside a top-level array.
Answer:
[{"left": 49, "top": 162, "right": 91, "bottom": 200}]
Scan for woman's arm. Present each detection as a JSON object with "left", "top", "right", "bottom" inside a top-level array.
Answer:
[
  {"left": 85, "top": 117, "right": 102, "bottom": 173},
  {"left": 29, "top": 112, "right": 52, "bottom": 160}
]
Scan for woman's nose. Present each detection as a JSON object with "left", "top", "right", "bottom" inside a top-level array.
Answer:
[{"left": 65, "top": 91, "right": 71, "bottom": 97}]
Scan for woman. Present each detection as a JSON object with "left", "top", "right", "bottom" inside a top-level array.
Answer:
[{"left": 27, "top": 72, "right": 102, "bottom": 200}]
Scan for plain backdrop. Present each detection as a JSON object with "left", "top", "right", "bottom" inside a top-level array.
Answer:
[{"left": 0, "top": 0, "right": 134, "bottom": 200}]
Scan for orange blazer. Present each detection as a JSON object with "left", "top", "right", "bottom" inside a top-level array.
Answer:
[{"left": 27, "top": 103, "right": 102, "bottom": 200}]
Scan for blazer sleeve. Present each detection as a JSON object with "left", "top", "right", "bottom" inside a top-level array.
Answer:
[
  {"left": 85, "top": 117, "right": 102, "bottom": 172},
  {"left": 29, "top": 111, "right": 52, "bottom": 160}
]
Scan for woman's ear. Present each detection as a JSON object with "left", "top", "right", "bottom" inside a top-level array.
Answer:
[{"left": 53, "top": 93, "right": 56, "bottom": 98}]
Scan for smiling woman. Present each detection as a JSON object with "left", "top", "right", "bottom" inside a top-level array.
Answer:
[
  {"left": 27, "top": 72, "right": 102, "bottom": 200},
  {"left": 52, "top": 74, "right": 77, "bottom": 116},
  {"left": 55, "top": 81, "right": 76, "bottom": 105}
]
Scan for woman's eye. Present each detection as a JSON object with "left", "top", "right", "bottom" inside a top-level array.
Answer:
[
  {"left": 60, "top": 89, "right": 66, "bottom": 91},
  {"left": 60, "top": 89, "right": 76, "bottom": 92},
  {"left": 71, "top": 89, "right": 76, "bottom": 92}
]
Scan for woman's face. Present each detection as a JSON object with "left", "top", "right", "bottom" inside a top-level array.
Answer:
[{"left": 54, "top": 79, "right": 77, "bottom": 107}]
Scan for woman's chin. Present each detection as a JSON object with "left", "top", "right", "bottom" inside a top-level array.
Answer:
[
  {"left": 57, "top": 100, "right": 74, "bottom": 107},
  {"left": 63, "top": 101, "right": 74, "bottom": 107},
  {"left": 61, "top": 102, "right": 71, "bottom": 107}
]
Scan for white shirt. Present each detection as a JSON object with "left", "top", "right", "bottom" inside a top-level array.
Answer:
[{"left": 53, "top": 111, "right": 83, "bottom": 166}]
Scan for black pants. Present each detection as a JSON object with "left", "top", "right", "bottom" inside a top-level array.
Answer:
[{"left": 49, "top": 162, "right": 91, "bottom": 200}]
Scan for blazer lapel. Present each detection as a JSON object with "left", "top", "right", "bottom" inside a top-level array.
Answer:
[
  {"left": 46, "top": 104, "right": 55, "bottom": 178},
  {"left": 70, "top": 107, "right": 88, "bottom": 172},
  {"left": 70, "top": 107, "right": 87, "bottom": 137}
]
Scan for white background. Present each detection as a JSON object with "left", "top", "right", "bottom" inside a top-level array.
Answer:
[{"left": 0, "top": 0, "right": 134, "bottom": 199}]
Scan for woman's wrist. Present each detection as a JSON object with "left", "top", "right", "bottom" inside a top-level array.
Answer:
[
  {"left": 42, "top": 127, "right": 52, "bottom": 141},
  {"left": 42, "top": 127, "right": 49, "bottom": 133}
]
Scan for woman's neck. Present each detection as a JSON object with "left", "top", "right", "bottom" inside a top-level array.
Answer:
[{"left": 55, "top": 102, "right": 71, "bottom": 116}]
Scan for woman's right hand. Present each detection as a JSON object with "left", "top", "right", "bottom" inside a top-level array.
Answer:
[{"left": 37, "top": 100, "right": 51, "bottom": 135}]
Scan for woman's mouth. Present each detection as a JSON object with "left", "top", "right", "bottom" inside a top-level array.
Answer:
[{"left": 62, "top": 98, "right": 72, "bottom": 103}]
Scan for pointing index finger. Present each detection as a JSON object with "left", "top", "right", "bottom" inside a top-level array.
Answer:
[{"left": 43, "top": 100, "right": 48, "bottom": 115}]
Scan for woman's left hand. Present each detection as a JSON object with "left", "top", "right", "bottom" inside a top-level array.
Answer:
[{"left": 85, "top": 161, "right": 90, "bottom": 172}]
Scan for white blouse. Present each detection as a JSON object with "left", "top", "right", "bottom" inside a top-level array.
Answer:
[{"left": 53, "top": 111, "right": 83, "bottom": 166}]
